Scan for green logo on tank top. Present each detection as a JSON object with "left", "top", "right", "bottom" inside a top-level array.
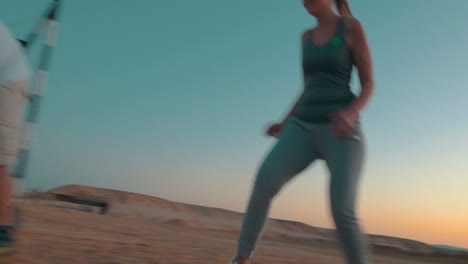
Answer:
[{"left": 332, "top": 36, "right": 343, "bottom": 47}]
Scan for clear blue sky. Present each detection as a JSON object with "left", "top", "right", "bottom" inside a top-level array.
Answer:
[{"left": 2, "top": 0, "right": 468, "bottom": 247}]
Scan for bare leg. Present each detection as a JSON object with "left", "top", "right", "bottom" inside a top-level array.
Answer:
[
  {"left": 0, "top": 80, "right": 28, "bottom": 227},
  {"left": 0, "top": 166, "right": 14, "bottom": 226}
]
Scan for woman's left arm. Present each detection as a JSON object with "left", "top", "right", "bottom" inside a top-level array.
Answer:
[
  {"left": 347, "top": 17, "right": 375, "bottom": 114},
  {"left": 330, "top": 18, "right": 375, "bottom": 136}
]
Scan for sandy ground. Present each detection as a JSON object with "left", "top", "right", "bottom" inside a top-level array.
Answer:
[{"left": 1, "top": 202, "right": 466, "bottom": 264}]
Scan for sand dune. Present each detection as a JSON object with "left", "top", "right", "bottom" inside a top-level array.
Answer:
[
  {"left": 164, "top": 218, "right": 198, "bottom": 228},
  {"left": 5, "top": 184, "right": 464, "bottom": 264},
  {"left": 47, "top": 185, "right": 454, "bottom": 253}
]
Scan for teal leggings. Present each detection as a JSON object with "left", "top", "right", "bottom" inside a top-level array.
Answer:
[{"left": 237, "top": 117, "right": 371, "bottom": 264}]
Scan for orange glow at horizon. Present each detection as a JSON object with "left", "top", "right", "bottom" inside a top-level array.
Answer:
[{"left": 269, "top": 198, "right": 468, "bottom": 249}]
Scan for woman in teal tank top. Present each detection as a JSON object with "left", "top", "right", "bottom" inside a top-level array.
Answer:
[{"left": 229, "top": 1, "right": 375, "bottom": 264}]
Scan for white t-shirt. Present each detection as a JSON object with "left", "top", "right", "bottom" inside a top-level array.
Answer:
[{"left": 0, "top": 20, "right": 29, "bottom": 85}]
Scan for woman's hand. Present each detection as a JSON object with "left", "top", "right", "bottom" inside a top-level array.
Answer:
[
  {"left": 329, "top": 108, "right": 359, "bottom": 137},
  {"left": 266, "top": 122, "right": 286, "bottom": 138}
]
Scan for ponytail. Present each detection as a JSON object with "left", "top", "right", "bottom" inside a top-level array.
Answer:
[{"left": 334, "top": 0, "right": 353, "bottom": 17}]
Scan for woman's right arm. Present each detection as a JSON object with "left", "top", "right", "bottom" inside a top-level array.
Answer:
[
  {"left": 279, "top": 91, "right": 305, "bottom": 125},
  {"left": 278, "top": 30, "right": 310, "bottom": 125}
]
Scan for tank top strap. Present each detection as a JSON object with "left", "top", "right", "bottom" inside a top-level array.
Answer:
[{"left": 335, "top": 17, "right": 346, "bottom": 38}]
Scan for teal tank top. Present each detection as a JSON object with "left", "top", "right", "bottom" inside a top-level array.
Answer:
[{"left": 293, "top": 17, "right": 356, "bottom": 124}]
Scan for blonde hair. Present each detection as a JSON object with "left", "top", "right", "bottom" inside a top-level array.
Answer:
[{"left": 334, "top": 0, "right": 353, "bottom": 17}]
